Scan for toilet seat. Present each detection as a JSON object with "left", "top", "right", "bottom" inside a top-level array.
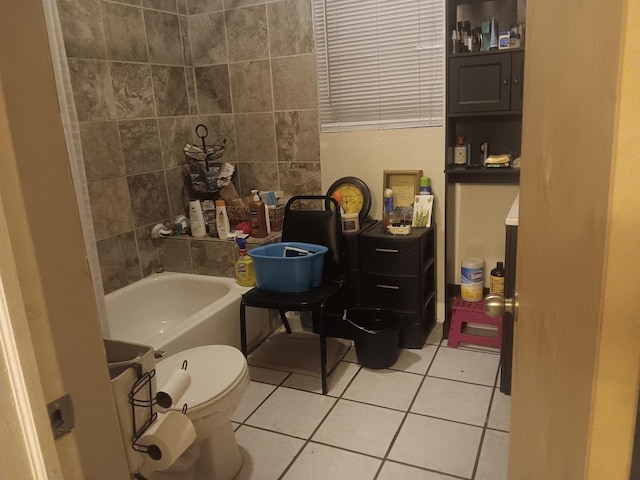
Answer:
[{"left": 155, "top": 345, "right": 248, "bottom": 414}]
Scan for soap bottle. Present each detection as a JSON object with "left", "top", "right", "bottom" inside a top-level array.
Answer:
[
  {"left": 249, "top": 190, "right": 268, "bottom": 238},
  {"left": 490, "top": 261, "right": 505, "bottom": 295},
  {"left": 235, "top": 237, "right": 256, "bottom": 287},
  {"left": 454, "top": 136, "right": 467, "bottom": 165},
  {"left": 189, "top": 199, "right": 206, "bottom": 238},
  {"left": 215, "top": 199, "right": 230, "bottom": 240}
]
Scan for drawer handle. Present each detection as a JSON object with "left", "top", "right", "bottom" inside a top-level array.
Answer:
[
  {"left": 376, "top": 284, "right": 400, "bottom": 290},
  {"left": 374, "top": 248, "right": 399, "bottom": 253}
]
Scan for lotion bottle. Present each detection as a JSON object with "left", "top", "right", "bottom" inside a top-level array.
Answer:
[
  {"left": 249, "top": 190, "right": 268, "bottom": 238},
  {"left": 215, "top": 199, "right": 230, "bottom": 240},
  {"left": 490, "top": 261, "right": 505, "bottom": 295},
  {"left": 189, "top": 199, "right": 206, "bottom": 238}
]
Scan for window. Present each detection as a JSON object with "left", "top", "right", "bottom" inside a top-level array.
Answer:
[{"left": 313, "top": 0, "right": 445, "bottom": 132}]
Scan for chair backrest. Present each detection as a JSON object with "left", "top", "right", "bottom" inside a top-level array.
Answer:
[{"left": 281, "top": 195, "right": 346, "bottom": 283}]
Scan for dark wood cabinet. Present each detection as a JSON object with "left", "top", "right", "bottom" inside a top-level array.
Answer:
[
  {"left": 449, "top": 50, "right": 523, "bottom": 114},
  {"left": 359, "top": 224, "right": 436, "bottom": 348}
]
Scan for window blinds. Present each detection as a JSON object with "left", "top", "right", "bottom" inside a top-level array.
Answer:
[{"left": 313, "top": 0, "right": 444, "bottom": 132}]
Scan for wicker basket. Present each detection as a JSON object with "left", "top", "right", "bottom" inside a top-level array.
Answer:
[{"left": 226, "top": 205, "right": 285, "bottom": 232}]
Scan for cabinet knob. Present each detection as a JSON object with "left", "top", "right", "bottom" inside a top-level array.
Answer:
[
  {"left": 513, "top": 78, "right": 520, "bottom": 85},
  {"left": 503, "top": 79, "right": 509, "bottom": 86}
]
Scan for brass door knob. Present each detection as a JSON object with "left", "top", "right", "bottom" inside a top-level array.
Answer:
[{"left": 484, "top": 292, "right": 519, "bottom": 322}]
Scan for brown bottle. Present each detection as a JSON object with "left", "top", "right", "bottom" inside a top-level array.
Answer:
[{"left": 249, "top": 190, "right": 268, "bottom": 238}]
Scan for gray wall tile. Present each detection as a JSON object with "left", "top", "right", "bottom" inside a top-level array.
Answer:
[
  {"left": 165, "top": 166, "right": 189, "bottom": 216},
  {"left": 144, "top": 10, "right": 184, "bottom": 65},
  {"left": 179, "top": 16, "right": 193, "bottom": 66},
  {"left": 142, "top": 0, "right": 177, "bottom": 12},
  {"left": 97, "top": 232, "right": 142, "bottom": 294},
  {"left": 268, "top": 0, "right": 314, "bottom": 57},
  {"left": 234, "top": 113, "right": 276, "bottom": 163},
  {"left": 68, "top": 58, "right": 117, "bottom": 121},
  {"left": 177, "top": 0, "right": 188, "bottom": 14},
  {"left": 225, "top": 5, "right": 268, "bottom": 62},
  {"left": 271, "top": 54, "right": 318, "bottom": 110},
  {"left": 158, "top": 116, "right": 192, "bottom": 167},
  {"left": 80, "top": 120, "right": 126, "bottom": 180},
  {"left": 225, "top": 0, "right": 279, "bottom": 9},
  {"left": 118, "top": 119, "right": 164, "bottom": 174},
  {"left": 188, "top": 0, "right": 223, "bottom": 15},
  {"left": 277, "top": 161, "right": 321, "bottom": 196},
  {"left": 190, "top": 240, "right": 235, "bottom": 277},
  {"left": 229, "top": 60, "right": 273, "bottom": 113},
  {"left": 151, "top": 65, "right": 190, "bottom": 116},
  {"left": 110, "top": 62, "right": 156, "bottom": 119},
  {"left": 89, "top": 177, "right": 135, "bottom": 240},
  {"left": 275, "top": 110, "right": 320, "bottom": 162},
  {"left": 184, "top": 67, "right": 198, "bottom": 115},
  {"left": 58, "top": 0, "right": 107, "bottom": 59},
  {"left": 237, "top": 162, "right": 279, "bottom": 197},
  {"left": 189, "top": 12, "right": 227, "bottom": 66},
  {"left": 159, "top": 237, "right": 193, "bottom": 272},
  {"left": 102, "top": 2, "right": 148, "bottom": 62},
  {"left": 195, "top": 65, "right": 232, "bottom": 114},
  {"left": 127, "top": 171, "right": 171, "bottom": 226}
]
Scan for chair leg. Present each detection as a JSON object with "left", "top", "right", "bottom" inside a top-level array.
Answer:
[
  {"left": 278, "top": 310, "right": 292, "bottom": 334},
  {"left": 313, "top": 308, "right": 328, "bottom": 395},
  {"left": 240, "top": 300, "right": 248, "bottom": 357}
]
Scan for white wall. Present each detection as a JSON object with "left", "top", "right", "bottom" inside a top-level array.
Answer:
[{"left": 320, "top": 127, "right": 446, "bottom": 321}]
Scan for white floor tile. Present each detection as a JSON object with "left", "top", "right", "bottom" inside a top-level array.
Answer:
[
  {"left": 488, "top": 389, "right": 511, "bottom": 431},
  {"left": 344, "top": 368, "right": 423, "bottom": 411},
  {"left": 249, "top": 365, "right": 290, "bottom": 385},
  {"left": 475, "top": 429, "right": 509, "bottom": 480},
  {"left": 391, "top": 344, "right": 438, "bottom": 375},
  {"left": 411, "top": 376, "right": 493, "bottom": 426},
  {"left": 389, "top": 413, "right": 483, "bottom": 479},
  {"left": 245, "top": 386, "right": 336, "bottom": 438},
  {"left": 232, "top": 381, "right": 277, "bottom": 423},
  {"left": 378, "top": 461, "right": 458, "bottom": 480},
  {"left": 429, "top": 347, "right": 500, "bottom": 386},
  {"left": 282, "top": 442, "right": 381, "bottom": 480},
  {"left": 312, "top": 399, "right": 405, "bottom": 457},
  {"left": 235, "top": 425, "right": 305, "bottom": 480},
  {"left": 343, "top": 344, "right": 358, "bottom": 363},
  {"left": 283, "top": 361, "right": 360, "bottom": 396}
]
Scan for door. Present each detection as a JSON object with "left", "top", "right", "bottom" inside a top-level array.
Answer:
[{"left": 509, "top": 1, "right": 640, "bottom": 479}]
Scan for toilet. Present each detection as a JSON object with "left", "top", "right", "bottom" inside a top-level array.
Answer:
[{"left": 144, "top": 345, "right": 249, "bottom": 480}]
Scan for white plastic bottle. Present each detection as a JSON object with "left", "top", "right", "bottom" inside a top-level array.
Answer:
[
  {"left": 215, "top": 199, "right": 230, "bottom": 240},
  {"left": 188, "top": 199, "right": 206, "bottom": 238}
]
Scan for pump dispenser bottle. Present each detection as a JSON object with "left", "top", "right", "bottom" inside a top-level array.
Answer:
[{"left": 249, "top": 190, "right": 268, "bottom": 238}]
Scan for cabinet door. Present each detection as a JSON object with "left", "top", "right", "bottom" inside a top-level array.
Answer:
[
  {"left": 449, "top": 53, "right": 512, "bottom": 113},
  {"left": 510, "top": 51, "right": 524, "bottom": 110}
]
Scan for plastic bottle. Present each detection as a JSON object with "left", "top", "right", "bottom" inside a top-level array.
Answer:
[
  {"left": 235, "top": 237, "right": 256, "bottom": 287},
  {"left": 490, "top": 261, "right": 505, "bottom": 295},
  {"left": 188, "top": 199, "right": 206, "bottom": 238},
  {"left": 215, "top": 199, "right": 230, "bottom": 240},
  {"left": 461, "top": 257, "right": 484, "bottom": 302},
  {"left": 249, "top": 190, "right": 268, "bottom": 238},
  {"left": 419, "top": 177, "right": 433, "bottom": 195},
  {"left": 383, "top": 188, "right": 394, "bottom": 229}
]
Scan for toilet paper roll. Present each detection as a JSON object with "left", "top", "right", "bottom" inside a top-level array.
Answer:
[
  {"left": 156, "top": 368, "right": 191, "bottom": 409},
  {"left": 138, "top": 411, "right": 196, "bottom": 471}
]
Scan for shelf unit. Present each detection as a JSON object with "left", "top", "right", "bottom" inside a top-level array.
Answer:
[{"left": 443, "top": 0, "right": 525, "bottom": 337}]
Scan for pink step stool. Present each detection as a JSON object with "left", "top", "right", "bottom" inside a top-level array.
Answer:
[{"left": 447, "top": 297, "right": 503, "bottom": 349}]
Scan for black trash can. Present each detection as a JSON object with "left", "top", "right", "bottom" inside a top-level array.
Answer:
[{"left": 347, "top": 308, "right": 403, "bottom": 369}]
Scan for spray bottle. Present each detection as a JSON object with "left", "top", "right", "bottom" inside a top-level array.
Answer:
[{"left": 235, "top": 237, "right": 256, "bottom": 287}]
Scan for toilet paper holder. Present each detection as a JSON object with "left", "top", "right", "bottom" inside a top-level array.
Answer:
[{"left": 128, "top": 360, "right": 189, "bottom": 455}]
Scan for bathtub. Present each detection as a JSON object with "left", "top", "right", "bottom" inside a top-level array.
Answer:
[{"left": 105, "top": 272, "right": 269, "bottom": 355}]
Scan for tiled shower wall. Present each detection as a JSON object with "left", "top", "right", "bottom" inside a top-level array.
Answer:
[{"left": 57, "top": 0, "right": 321, "bottom": 293}]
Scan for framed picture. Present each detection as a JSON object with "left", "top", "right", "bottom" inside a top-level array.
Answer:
[{"left": 383, "top": 170, "right": 423, "bottom": 207}]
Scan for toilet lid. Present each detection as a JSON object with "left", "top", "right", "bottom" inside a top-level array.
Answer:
[{"left": 155, "top": 345, "right": 247, "bottom": 411}]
